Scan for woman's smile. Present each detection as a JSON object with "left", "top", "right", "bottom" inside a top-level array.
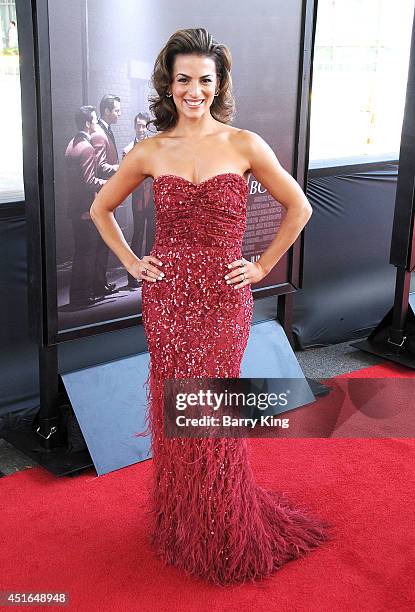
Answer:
[{"left": 184, "top": 99, "right": 205, "bottom": 107}]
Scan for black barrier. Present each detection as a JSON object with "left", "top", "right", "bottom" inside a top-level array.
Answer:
[{"left": 352, "top": 6, "right": 415, "bottom": 367}]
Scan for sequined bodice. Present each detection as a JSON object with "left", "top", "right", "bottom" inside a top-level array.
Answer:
[{"left": 152, "top": 173, "right": 248, "bottom": 250}]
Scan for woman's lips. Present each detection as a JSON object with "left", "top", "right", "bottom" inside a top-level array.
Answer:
[{"left": 184, "top": 99, "right": 204, "bottom": 107}]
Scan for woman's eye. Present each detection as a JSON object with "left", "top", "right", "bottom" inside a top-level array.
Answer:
[{"left": 178, "top": 78, "right": 212, "bottom": 83}]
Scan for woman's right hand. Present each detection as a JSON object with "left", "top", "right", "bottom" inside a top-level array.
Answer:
[{"left": 127, "top": 255, "right": 165, "bottom": 282}]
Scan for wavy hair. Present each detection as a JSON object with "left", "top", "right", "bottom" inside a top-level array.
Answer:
[{"left": 147, "top": 28, "right": 235, "bottom": 132}]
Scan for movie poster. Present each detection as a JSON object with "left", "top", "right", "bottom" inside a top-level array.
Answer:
[{"left": 47, "top": 0, "right": 301, "bottom": 335}]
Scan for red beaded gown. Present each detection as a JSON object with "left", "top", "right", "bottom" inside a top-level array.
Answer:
[{"left": 138, "top": 172, "right": 332, "bottom": 586}]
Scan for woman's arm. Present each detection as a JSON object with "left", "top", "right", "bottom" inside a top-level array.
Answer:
[
  {"left": 225, "top": 129, "right": 313, "bottom": 288},
  {"left": 242, "top": 129, "right": 312, "bottom": 276},
  {"left": 89, "top": 140, "right": 163, "bottom": 282}
]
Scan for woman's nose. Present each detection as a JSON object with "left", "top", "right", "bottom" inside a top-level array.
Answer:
[{"left": 189, "top": 82, "right": 202, "bottom": 97}]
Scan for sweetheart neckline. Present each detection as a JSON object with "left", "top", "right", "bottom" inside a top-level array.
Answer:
[{"left": 152, "top": 172, "right": 249, "bottom": 188}]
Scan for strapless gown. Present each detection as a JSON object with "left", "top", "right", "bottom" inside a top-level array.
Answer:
[{"left": 138, "top": 173, "right": 332, "bottom": 586}]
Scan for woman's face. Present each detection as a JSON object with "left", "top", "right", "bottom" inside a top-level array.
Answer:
[{"left": 169, "top": 54, "right": 218, "bottom": 119}]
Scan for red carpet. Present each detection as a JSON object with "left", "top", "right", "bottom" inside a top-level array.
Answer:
[
  {"left": 1, "top": 363, "right": 415, "bottom": 611},
  {"left": 276, "top": 361, "right": 415, "bottom": 439}
]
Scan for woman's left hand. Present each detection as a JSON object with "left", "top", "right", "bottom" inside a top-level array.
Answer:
[{"left": 224, "top": 257, "right": 266, "bottom": 289}]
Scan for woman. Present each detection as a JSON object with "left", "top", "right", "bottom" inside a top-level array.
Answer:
[{"left": 90, "top": 28, "right": 333, "bottom": 586}]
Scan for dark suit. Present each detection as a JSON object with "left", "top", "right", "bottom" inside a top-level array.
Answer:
[
  {"left": 64, "top": 131, "right": 106, "bottom": 303},
  {"left": 122, "top": 138, "right": 156, "bottom": 283},
  {"left": 90, "top": 120, "right": 119, "bottom": 289},
  {"left": 90, "top": 119, "right": 119, "bottom": 177}
]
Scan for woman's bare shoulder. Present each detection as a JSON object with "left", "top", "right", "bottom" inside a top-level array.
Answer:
[
  {"left": 232, "top": 127, "right": 261, "bottom": 143},
  {"left": 225, "top": 127, "right": 263, "bottom": 171},
  {"left": 147, "top": 130, "right": 175, "bottom": 143},
  {"left": 227, "top": 126, "right": 260, "bottom": 149},
  {"left": 232, "top": 128, "right": 268, "bottom": 157},
  {"left": 120, "top": 136, "right": 156, "bottom": 177}
]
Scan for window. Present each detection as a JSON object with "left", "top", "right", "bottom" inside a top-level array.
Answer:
[
  {"left": 310, "top": 0, "right": 414, "bottom": 164},
  {"left": 0, "top": 0, "right": 24, "bottom": 203}
]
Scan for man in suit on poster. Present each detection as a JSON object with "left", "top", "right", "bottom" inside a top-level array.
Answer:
[
  {"left": 122, "top": 112, "right": 156, "bottom": 289},
  {"left": 90, "top": 94, "right": 121, "bottom": 298},
  {"left": 64, "top": 106, "right": 106, "bottom": 307}
]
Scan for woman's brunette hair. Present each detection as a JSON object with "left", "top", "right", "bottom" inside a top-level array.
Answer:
[{"left": 147, "top": 28, "right": 235, "bottom": 132}]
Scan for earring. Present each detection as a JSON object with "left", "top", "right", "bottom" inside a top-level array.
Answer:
[
  {"left": 166, "top": 92, "right": 172, "bottom": 97},
  {"left": 214, "top": 91, "right": 219, "bottom": 97}
]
